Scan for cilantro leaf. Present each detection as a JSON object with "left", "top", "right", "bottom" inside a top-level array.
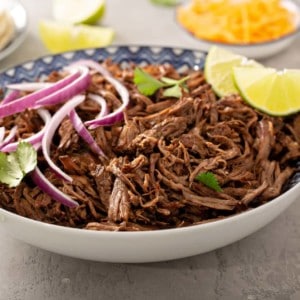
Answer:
[
  {"left": 134, "top": 67, "right": 189, "bottom": 98},
  {"left": 162, "top": 75, "right": 189, "bottom": 97},
  {"left": 133, "top": 68, "right": 164, "bottom": 96},
  {"left": 0, "top": 152, "right": 23, "bottom": 187},
  {"left": 161, "top": 75, "right": 189, "bottom": 86},
  {"left": 0, "top": 142, "right": 37, "bottom": 187},
  {"left": 160, "top": 77, "right": 180, "bottom": 85},
  {"left": 195, "top": 172, "right": 222, "bottom": 192},
  {"left": 16, "top": 141, "right": 37, "bottom": 174},
  {"left": 163, "top": 84, "right": 182, "bottom": 98}
]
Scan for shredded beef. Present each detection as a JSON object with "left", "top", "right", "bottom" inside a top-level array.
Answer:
[{"left": 0, "top": 60, "right": 300, "bottom": 231}]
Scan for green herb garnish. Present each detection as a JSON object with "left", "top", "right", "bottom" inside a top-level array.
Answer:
[
  {"left": 150, "top": 0, "right": 180, "bottom": 6},
  {"left": 0, "top": 142, "right": 37, "bottom": 187},
  {"left": 133, "top": 67, "right": 189, "bottom": 98},
  {"left": 195, "top": 172, "right": 222, "bottom": 192},
  {"left": 133, "top": 67, "right": 165, "bottom": 96}
]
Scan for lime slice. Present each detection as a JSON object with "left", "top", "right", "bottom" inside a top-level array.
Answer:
[
  {"left": 204, "top": 46, "right": 261, "bottom": 97},
  {"left": 39, "top": 20, "right": 114, "bottom": 53},
  {"left": 233, "top": 67, "right": 300, "bottom": 116},
  {"left": 53, "top": 0, "right": 106, "bottom": 25}
]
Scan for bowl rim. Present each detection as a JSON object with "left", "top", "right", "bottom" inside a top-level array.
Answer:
[{"left": 175, "top": 0, "right": 300, "bottom": 48}]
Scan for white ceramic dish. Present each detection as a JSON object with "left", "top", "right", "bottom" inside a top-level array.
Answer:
[
  {"left": 176, "top": 0, "right": 300, "bottom": 59},
  {"left": 0, "top": 0, "right": 28, "bottom": 61},
  {"left": 1, "top": 181, "right": 299, "bottom": 263},
  {"left": 0, "top": 46, "right": 299, "bottom": 263}
]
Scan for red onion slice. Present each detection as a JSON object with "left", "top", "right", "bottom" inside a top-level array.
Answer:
[
  {"left": 36, "top": 66, "right": 90, "bottom": 107},
  {"left": 42, "top": 95, "right": 86, "bottom": 182},
  {"left": 0, "top": 109, "right": 51, "bottom": 153},
  {"left": 70, "top": 60, "right": 129, "bottom": 129},
  {"left": 69, "top": 109, "right": 105, "bottom": 156},
  {"left": 0, "top": 126, "right": 17, "bottom": 150},
  {"left": 31, "top": 167, "right": 79, "bottom": 208},
  {"left": 0, "top": 127, "right": 5, "bottom": 142},
  {"left": 7, "top": 82, "right": 53, "bottom": 92},
  {"left": 1, "top": 90, "right": 20, "bottom": 105},
  {"left": 88, "top": 93, "right": 109, "bottom": 119},
  {"left": 33, "top": 142, "right": 42, "bottom": 151},
  {"left": 0, "top": 69, "right": 81, "bottom": 118}
]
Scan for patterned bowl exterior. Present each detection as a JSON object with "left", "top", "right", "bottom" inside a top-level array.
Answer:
[
  {"left": 0, "top": 45, "right": 299, "bottom": 190},
  {"left": 0, "top": 46, "right": 206, "bottom": 86}
]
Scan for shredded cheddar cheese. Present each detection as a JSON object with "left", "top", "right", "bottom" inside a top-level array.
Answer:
[{"left": 177, "top": 0, "right": 298, "bottom": 44}]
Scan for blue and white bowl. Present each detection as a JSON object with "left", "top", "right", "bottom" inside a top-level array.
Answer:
[{"left": 0, "top": 46, "right": 299, "bottom": 263}]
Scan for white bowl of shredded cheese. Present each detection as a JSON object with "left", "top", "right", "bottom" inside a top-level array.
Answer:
[{"left": 176, "top": 0, "right": 300, "bottom": 59}]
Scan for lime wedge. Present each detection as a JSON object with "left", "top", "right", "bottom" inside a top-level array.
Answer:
[
  {"left": 204, "top": 46, "right": 261, "bottom": 97},
  {"left": 39, "top": 20, "right": 114, "bottom": 53},
  {"left": 233, "top": 67, "right": 300, "bottom": 116},
  {"left": 150, "top": 0, "right": 179, "bottom": 6},
  {"left": 53, "top": 0, "right": 106, "bottom": 25}
]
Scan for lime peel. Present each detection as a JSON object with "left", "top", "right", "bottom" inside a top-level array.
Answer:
[
  {"left": 233, "top": 67, "right": 300, "bottom": 116},
  {"left": 53, "top": 0, "right": 106, "bottom": 25},
  {"left": 39, "top": 20, "right": 114, "bottom": 53},
  {"left": 204, "top": 46, "right": 261, "bottom": 97}
]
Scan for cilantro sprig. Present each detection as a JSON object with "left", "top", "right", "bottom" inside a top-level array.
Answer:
[
  {"left": 195, "top": 172, "right": 222, "bottom": 192},
  {"left": 133, "top": 67, "right": 188, "bottom": 98},
  {"left": 0, "top": 142, "right": 37, "bottom": 187},
  {"left": 150, "top": 0, "right": 180, "bottom": 6}
]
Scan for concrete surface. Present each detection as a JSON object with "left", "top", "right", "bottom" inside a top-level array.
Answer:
[{"left": 1, "top": 0, "right": 300, "bottom": 299}]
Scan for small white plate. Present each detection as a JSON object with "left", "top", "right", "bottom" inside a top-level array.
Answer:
[{"left": 0, "top": 0, "right": 28, "bottom": 61}]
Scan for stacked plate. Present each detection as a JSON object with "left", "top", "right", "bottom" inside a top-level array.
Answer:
[{"left": 0, "top": 0, "right": 27, "bottom": 61}]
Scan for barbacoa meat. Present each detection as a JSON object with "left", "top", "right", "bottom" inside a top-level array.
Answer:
[{"left": 0, "top": 60, "right": 300, "bottom": 231}]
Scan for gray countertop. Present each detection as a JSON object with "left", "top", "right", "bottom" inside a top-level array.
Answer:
[{"left": 1, "top": 1, "right": 300, "bottom": 299}]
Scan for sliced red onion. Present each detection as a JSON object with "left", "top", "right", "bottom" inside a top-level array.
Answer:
[
  {"left": 70, "top": 60, "right": 129, "bottom": 129},
  {"left": 31, "top": 167, "right": 79, "bottom": 208},
  {"left": 69, "top": 109, "right": 105, "bottom": 156},
  {"left": 33, "top": 142, "right": 42, "bottom": 151},
  {"left": 1, "top": 90, "right": 20, "bottom": 105},
  {"left": 7, "top": 82, "right": 53, "bottom": 92},
  {"left": 69, "top": 60, "right": 110, "bottom": 77},
  {"left": 0, "top": 126, "right": 17, "bottom": 150},
  {"left": 89, "top": 112, "right": 124, "bottom": 129},
  {"left": 88, "top": 93, "right": 109, "bottom": 119},
  {"left": 0, "top": 69, "right": 81, "bottom": 118},
  {"left": 0, "top": 109, "right": 51, "bottom": 153},
  {"left": 36, "top": 66, "right": 90, "bottom": 107},
  {"left": 42, "top": 95, "right": 86, "bottom": 182},
  {"left": 0, "top": 127, "right": 5, "bottom": 142}
]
